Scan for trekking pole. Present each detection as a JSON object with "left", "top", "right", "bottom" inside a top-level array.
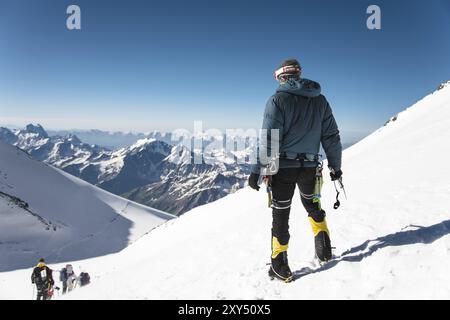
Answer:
[{"left": 32, "top": 285, "right": 35, "bottom": 300}]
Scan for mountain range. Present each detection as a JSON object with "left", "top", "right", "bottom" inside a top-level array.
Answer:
[{"left": 0, "top": 125, "right": 251, "bottom": 215}]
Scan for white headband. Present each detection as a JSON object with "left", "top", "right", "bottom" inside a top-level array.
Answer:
[{"left": 274, "top": 65, "right": 302, "bottom": 80}]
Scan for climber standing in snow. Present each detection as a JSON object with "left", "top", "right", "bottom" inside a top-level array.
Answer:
[
  {"left": 248, "top": 59, "right": 343, "bottom": 282},
  {"left": 59, "top": 264, "right": 77, "bottom": 294},
  {"left": 31, "top": 258, "right": 55, "bottom": 300}
]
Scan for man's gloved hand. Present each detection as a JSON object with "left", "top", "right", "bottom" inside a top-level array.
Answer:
[
  {"left": 248, "top": 173, "right": 260, "bottom": 191},
  {"left": 330, "top": 169, "right": 343, "bottom": 181}
]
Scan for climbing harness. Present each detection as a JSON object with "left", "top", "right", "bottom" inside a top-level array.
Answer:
[{"left": 264, "top": 153, "right": 347, "bottom": 210}]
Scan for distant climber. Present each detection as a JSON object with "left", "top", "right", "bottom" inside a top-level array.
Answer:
[
  {"left": 60, "top": 264, "right": 77, "bottom": 294},
  {"left": 31, "top": 258, "right": 55, "bottom": 300},
  {"left": 79, "top": 272, "right": 91, "bottom": 287},
  {"left": 249, "top": 59, "right": 343, "bottom": 282}
]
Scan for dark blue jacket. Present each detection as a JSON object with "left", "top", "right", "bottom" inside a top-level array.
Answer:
[{"left": 252, "top": 78, "right": 342, "bottom": 173}]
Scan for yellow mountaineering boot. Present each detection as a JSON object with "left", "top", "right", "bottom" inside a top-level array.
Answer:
[
  {"left": 268, "top": 237, "right": 293, "bottom": 282},
  {"left": 308, "top": 212, "right": 332, "bottom": 262}
]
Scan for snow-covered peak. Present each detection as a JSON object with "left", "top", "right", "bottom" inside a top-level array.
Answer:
[
  {"left": 130, "top": 138, "right": 156, "bottom": 150},
  {"left": 166, "top": 143, "right": 192, "bottom": 165},
  {"left": 64, "top": 134, "right": 82, "bottom": 145},
  {"left": 127, "top": 138, "right": 173, "bottom": 158},
  {"left": 24, "top": 123, "right": 48, "bottom": 138}
]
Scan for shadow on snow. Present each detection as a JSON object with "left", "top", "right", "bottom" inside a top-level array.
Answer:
[{"left": 293, "top": 219, "right": 450, "bottom": 281}]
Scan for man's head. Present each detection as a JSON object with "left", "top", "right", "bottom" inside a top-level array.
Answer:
[
  {"left": 274, "top": 59, "right": 302, "bottom": 82},
  {"left": 37, "top": 258, "right": 46, "bottom": 268}
]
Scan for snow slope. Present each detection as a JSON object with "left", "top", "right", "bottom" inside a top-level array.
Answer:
[
  {"left": 0, "top": 142, "right": 174, "bottom": 272},
  {"left": 1, "top": 83, "right": 450, "bottom": 299}
]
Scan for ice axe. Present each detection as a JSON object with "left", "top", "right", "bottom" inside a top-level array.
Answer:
[
  {"left": 260, "top": 159, "right": 277, "bottom": 209},
  {"left": 262, "top": 175, "right": 272, "bottom": 208},
  {"left": 330, "top": 168, "right": 347, "bottom": 210}
]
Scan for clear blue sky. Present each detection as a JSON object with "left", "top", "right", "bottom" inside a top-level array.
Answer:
[{"left": 0, "top": 0, "right": 449, "bottom": 142}]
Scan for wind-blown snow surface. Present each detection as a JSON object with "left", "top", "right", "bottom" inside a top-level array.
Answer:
[
  {"left": 0, "top": 142, "right": 174, "bottom": 272},
  {"left": 2, "top": 84, "right": 450, "bottom": 299}
]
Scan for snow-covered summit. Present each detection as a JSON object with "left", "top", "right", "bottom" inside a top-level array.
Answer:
[
  {"left": 64, "top": 134, "right": 82, "bottom": 145},
  {"left": 23, "top": 124, "right": 48, "bottom": 138},
  {"left": 129, "top": 138, "right": 156, "bottom": 150}
]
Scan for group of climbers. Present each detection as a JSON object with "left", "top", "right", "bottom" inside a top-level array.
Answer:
[{"left": 31, "top": 258, "right": 91, "bottom": 300}]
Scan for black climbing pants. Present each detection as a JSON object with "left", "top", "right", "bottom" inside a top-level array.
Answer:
[
  {"left": 271, "top": 167, "right": 326, "bottom": 245},
  {"left": 36, "top": 285, "right": 49, "bottom": 300}
]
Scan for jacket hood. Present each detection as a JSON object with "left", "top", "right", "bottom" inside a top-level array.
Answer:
[{"left": 276, "top": 78, "right": 321, "bottom": 98}]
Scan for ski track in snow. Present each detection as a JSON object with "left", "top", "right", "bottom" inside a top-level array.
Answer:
[{"left": 1, "top": 84, "right": 450, "bottom": 299}]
